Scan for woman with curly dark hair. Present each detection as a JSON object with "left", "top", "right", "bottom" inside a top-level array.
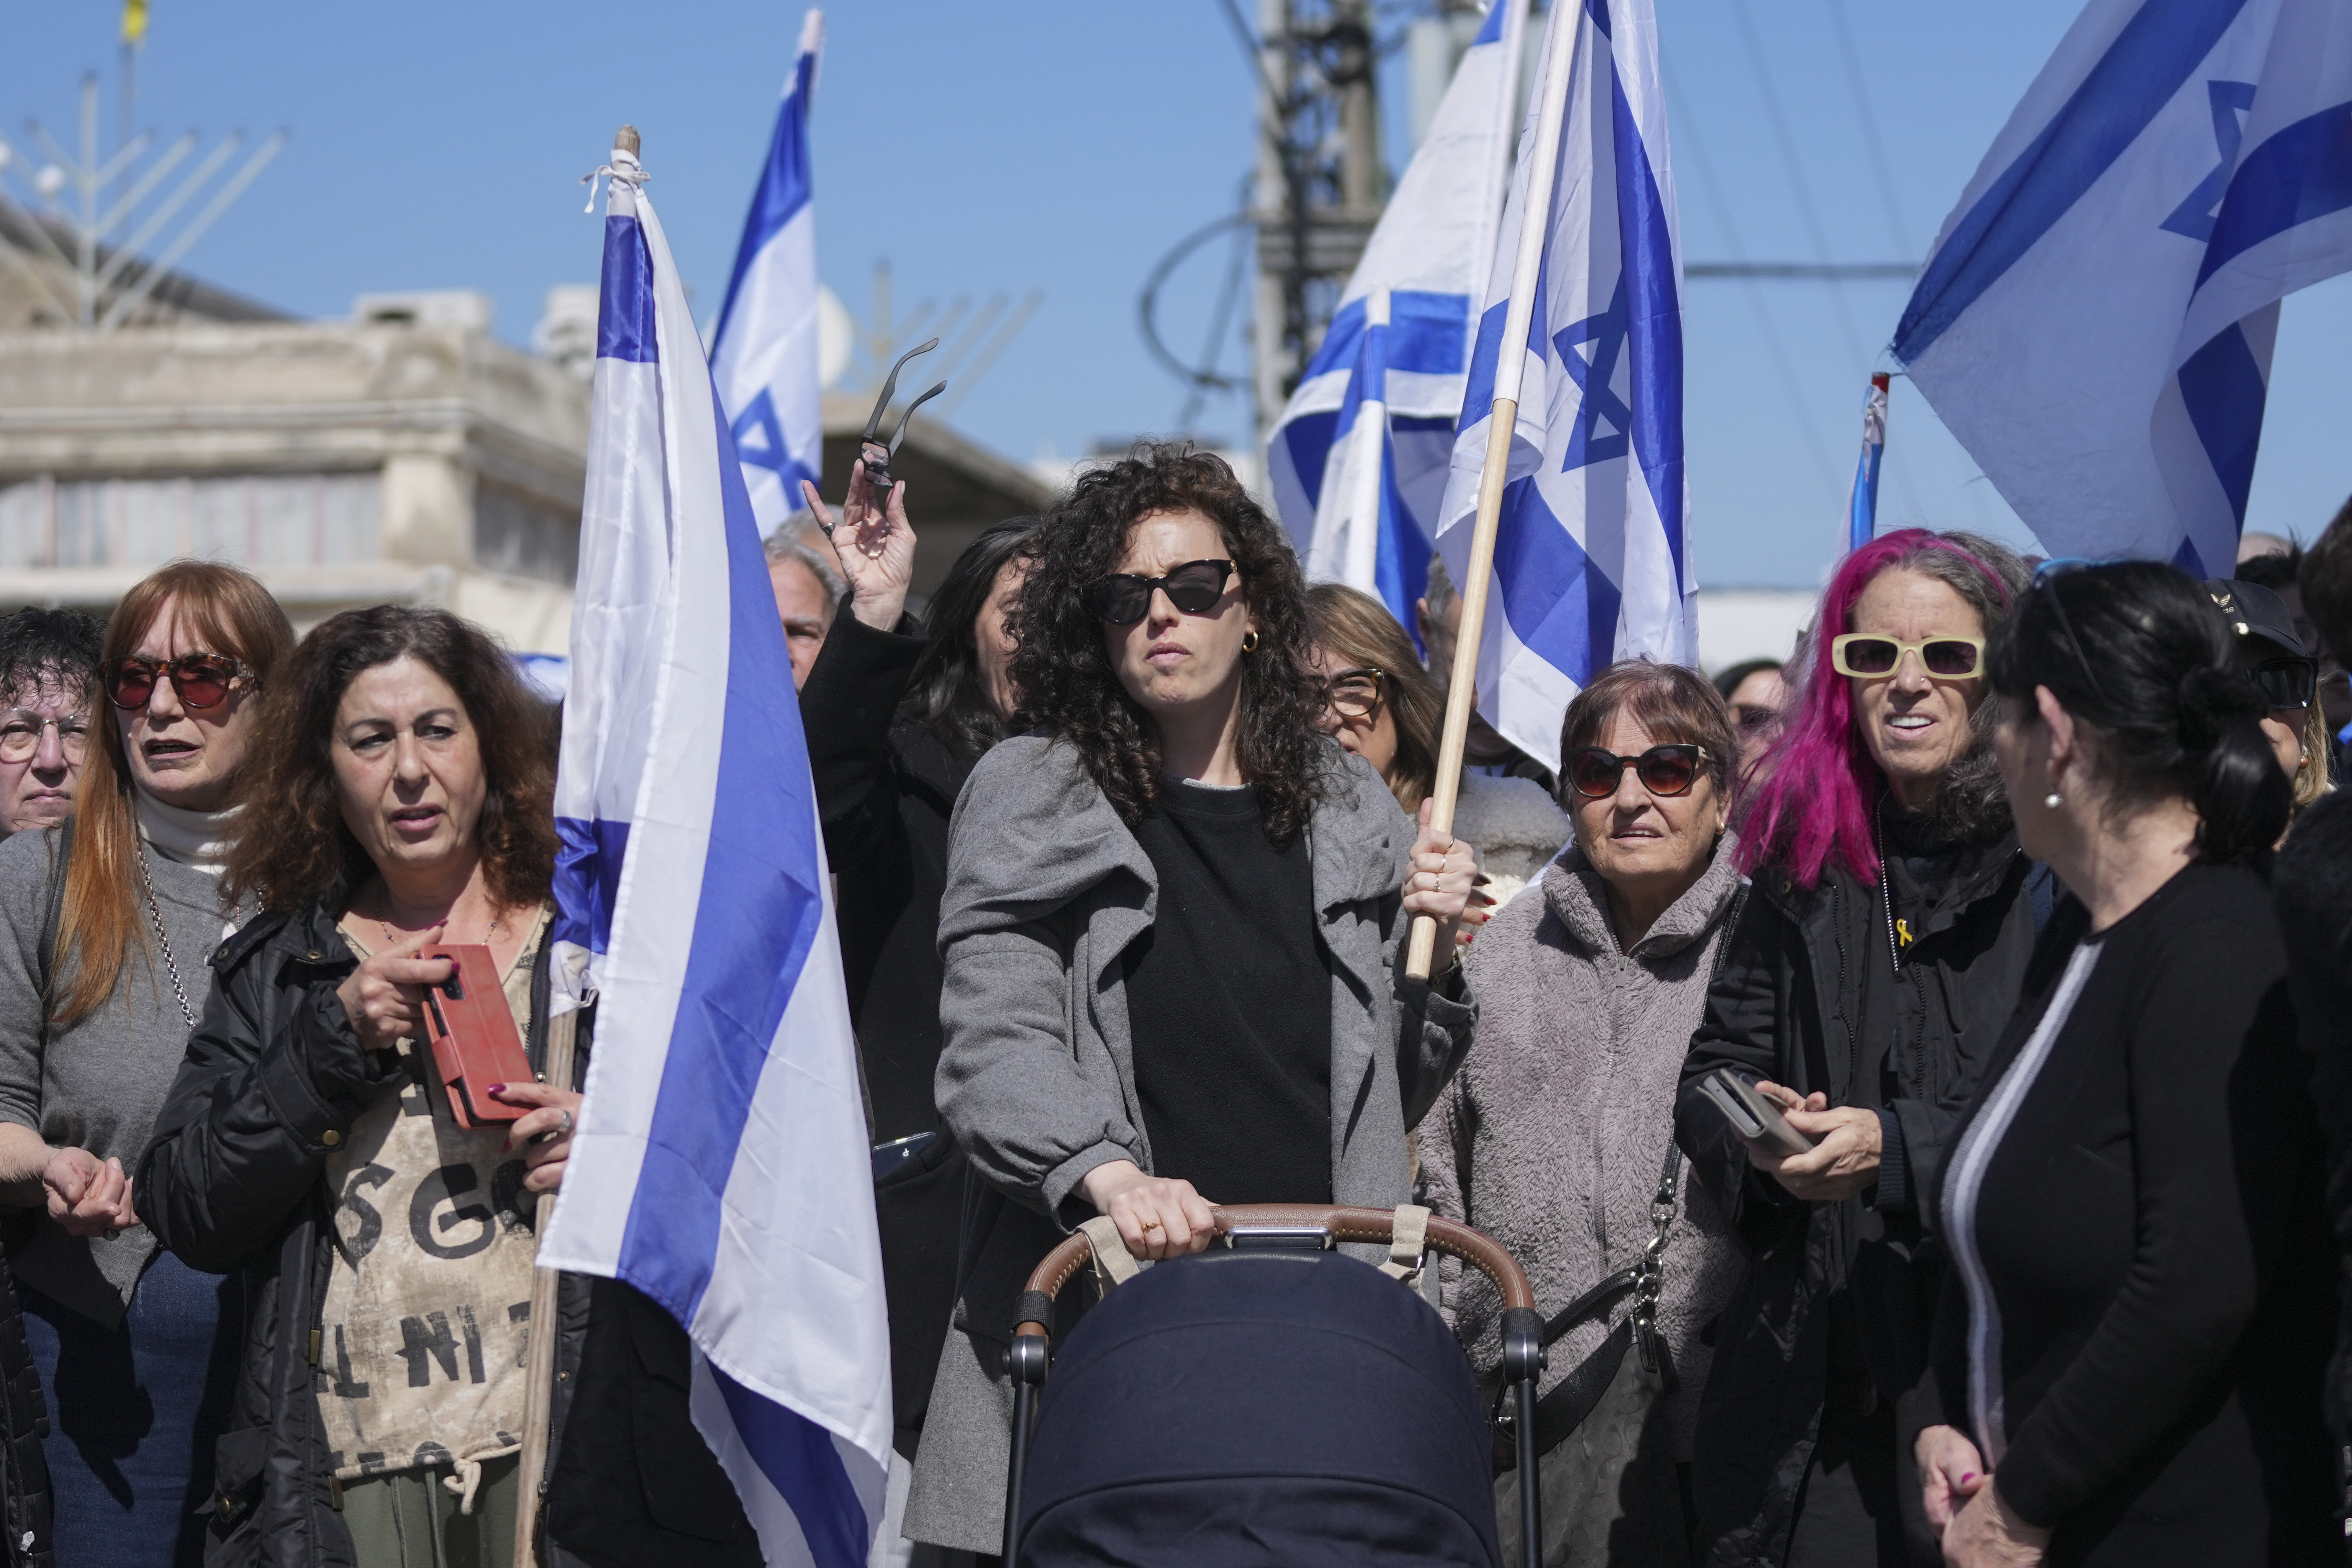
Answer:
[
  {"left": 137, "top": 607, "right": 764, "bottom": 1568},
  {"left": 901, "top": 443, "right": 1482, "bottom": 1555}
]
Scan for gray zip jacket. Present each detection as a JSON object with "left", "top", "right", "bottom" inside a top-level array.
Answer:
[
  {"left": 1421, "top": 836, "right": 1748, "bottom": 1462},
  {"left": 902, "top": 733, "right": 1478, "bottom": 1553}
]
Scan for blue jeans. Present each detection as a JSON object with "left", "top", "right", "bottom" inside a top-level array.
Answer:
[{"left": 21, "top": 1250, "right": 245, "bottom": 1568}]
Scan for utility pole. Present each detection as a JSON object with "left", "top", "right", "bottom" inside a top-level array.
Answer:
[{"left": 1249, "top": 0, "right": 1384, "bottom": 440}]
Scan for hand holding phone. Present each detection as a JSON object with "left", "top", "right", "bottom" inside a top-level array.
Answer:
[
  {"left": 419, "top": 946, "right": 537, "bottom": 1128},
  {"left": 1696, "top": 1068, "right": 1819, "bottom": 1159}
]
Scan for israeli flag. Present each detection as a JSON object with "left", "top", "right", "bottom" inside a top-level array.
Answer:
[
  {"left": 1434, "top": 0, "right": 1694, "bottom": 766},
  {"left": 1846, "top": 372, "right": 1889, "bottom": 553},
  {"left": 1893, "top": 0, "right": 2352, "bottom": 575},
  {"left": 710, "top": 10, "right": 826, "bottom": 531},
  {"left": 544, "top": 138, "right": 889, "bottom": 1568},
  {"left": 1266, "top": 0, "right": 1527, "bottom": 635}
]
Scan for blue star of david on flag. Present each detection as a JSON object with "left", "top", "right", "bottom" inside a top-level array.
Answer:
[
  {"left": 1556, "top": 278, "right": 1632, "bottom": 470},
  {"left": 730, "top": 389, "right": 792, "bottom": 477},
  {"left": 2160, "top": 80, "right": 2257, "bottom": 242}
]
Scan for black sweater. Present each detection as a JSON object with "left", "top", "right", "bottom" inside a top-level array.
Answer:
[
  {"left": 1926, "top": 860, "right": 2334, "bottom": 1565},
  {"left": 1124, "top": 779, "right": 1333, "bottom": 1206},
  {"left": 2273, "top": 789, "right": 2352, "bottom": 1444}
]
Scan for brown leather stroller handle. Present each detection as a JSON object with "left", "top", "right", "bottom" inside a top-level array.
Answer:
[{"left": 1012, "top": 1203, "right": 1535, "bottom": 1338}]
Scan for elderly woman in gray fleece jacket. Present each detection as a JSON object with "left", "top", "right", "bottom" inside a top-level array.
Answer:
[
  {"left": 902, "top": 446, "right": 1480, "bottom": 1558},
  {"left": 1422, "top": 660, "right": 1750, "bottom": 1566}
]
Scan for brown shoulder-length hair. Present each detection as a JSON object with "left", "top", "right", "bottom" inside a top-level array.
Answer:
[
  {"left": 1303, "top": 582, "right": 1445, "bottom": 814},
  {"left": 54, "top": 561, "right": 296, "bottom": 1025},
  {"left": 226, "top": 606, "right": 557, "bottom": 916},
  {"left": 1007, "top": 442, "right": 1326, "bottom": 843}
]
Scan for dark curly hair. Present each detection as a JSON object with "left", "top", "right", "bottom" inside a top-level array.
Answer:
[
  {"left": 1008, "top": 442, "right": 1325, "bottom": 843},
  {"left": 226, "top": 606, "right": 558, "bottom": 914}
]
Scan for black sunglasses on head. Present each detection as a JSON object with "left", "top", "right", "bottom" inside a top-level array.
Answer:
[
  {"left": 1566, "top": 743, "right": 1710, "bottom": 800},
  {"left": 1090, "top": 559, "right": 1235, "bottom": 624}
]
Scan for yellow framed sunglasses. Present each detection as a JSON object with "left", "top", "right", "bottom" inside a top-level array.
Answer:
[{"left": 1829, "top": 633, "right": 1986, "bottom": 680}]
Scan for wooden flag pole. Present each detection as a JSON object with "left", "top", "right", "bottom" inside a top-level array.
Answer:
[
  {"left": 1406, "top": 5, "right": 1579, "bottom": 981},
  {"left": 511, "top": 1007, "right": 580, "bottom": 1567}
]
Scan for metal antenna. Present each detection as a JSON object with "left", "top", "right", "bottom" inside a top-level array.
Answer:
[{"left": 0, "top": 70, "right": 286, "bottom": 331}]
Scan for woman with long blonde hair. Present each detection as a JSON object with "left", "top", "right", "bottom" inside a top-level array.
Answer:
[{"left": 0, "top": 560, "right": 291, "bottom": 1565}]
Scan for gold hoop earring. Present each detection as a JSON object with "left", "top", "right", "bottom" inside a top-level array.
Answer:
[{"left": 1241, "top": 629, "right": 1260, "bottom": 653}]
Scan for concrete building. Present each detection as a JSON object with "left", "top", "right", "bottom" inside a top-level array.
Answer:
[
  {"left": 0, "top": 298, "right": 591, "bottom": 651},
  {"left": 0, "top": 217, "right": 1051, "bottom": 650}
]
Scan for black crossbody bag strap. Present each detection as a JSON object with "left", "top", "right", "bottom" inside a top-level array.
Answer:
[
  {"left": 1518, "top": 878, "right": 1746, "bottom": 1455},
  {"left": 1527, "top": 1142, "right": 1680, "bottom": 1451}
]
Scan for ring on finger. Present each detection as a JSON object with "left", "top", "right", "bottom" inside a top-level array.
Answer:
[
  {"left": 1141, "top": 1217, "right": 1164, "bottom": 1233},
  {"left": 557, "top": 1109, "right": 575, "bottom": 1135}
]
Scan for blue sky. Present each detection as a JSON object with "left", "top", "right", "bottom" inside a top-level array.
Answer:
[{"left": 3, "top": 0, "right": 2346, "bottom": 587}]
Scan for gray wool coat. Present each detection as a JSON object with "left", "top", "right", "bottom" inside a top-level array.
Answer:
[
  {"left": 902, "top": 733, "right": 1478, "bottom": 1553},
  {"left": 1420, "top": 834, "right": 1748, "bottom": 1461}
]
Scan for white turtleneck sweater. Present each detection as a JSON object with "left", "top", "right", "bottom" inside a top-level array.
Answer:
[{"left": 135, "top": 791, "right": 240, "bottom": 876}]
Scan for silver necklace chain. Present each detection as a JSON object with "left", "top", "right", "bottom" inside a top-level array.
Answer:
[
  {"left": 1874, "top": 817, "right": 1903, "bottom": 976},
  {"left": 135, "top": 846, "right": 199, "bottom": 1032}
]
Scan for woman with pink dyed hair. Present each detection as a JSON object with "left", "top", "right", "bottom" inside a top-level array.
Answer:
[{"left": 1671, "top": 529, "right": 2044, "bottom": 1568}]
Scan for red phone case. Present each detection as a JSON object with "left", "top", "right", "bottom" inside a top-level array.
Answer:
[{"left": 419, "top": 946, "right": 536, "bottom": 1128}]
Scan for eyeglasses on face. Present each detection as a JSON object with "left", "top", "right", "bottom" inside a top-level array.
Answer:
[
  {"left": 2253, "top": 655, "right": 2317, "bottom": 712},
  {"left": 100, "top": 654, "right": 253, "bottom": 712},
  {"left": 1089, "top": 559, "right": 1235, "bottom": 624},
  {"left": 1320, "top": 667, "right": 1385, "bottom": 722},
  {"left": 1829, "top": 633, "right": 1986, "bottom": 680},
  {"left": 0, "top": 711, "right": 89, "bottom": 764},
  {"left": 1566, "top": 743, "right": 1710, "bottom": 800}
]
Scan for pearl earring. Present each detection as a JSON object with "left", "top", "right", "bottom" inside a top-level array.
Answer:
[{"left": 2043, "top": 791, "right": 2063, "bottom": 810}]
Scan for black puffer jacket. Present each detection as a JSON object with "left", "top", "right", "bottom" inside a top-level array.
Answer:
[
  {"left": 801, "top": 612, "right": 975, "bottom": 1458},
  {"left": 1674, "top": 818, "right": 2047, "bottom": 1568},
  {"left": 136, "top": 898, "right": 760, "bottom": 1568},
  {"left": 0, "top": 1253, "right": 50, "bottom": 1568}
]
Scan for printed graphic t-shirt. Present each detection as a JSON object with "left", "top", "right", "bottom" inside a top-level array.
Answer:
[{"left": 315, "top": 907, "right": 549, "bottom": 1483}]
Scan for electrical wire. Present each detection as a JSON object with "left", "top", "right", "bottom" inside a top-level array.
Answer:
[
  {"left": 1726, "top": 0, "right": 1929, "bottom": 525},
  {"left": 1724, "top": 0, "right": 1873, "bottom": 375},
  {"left": 1821, "top": 0, "right": 1911, "bottom": 260},
  {"left": 1665, "top": 67, "right": 1842, "bottom": 505}
]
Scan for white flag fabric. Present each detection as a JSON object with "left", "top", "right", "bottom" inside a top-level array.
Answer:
[
  {"left": 710, "top": 9, "right": 826, "bottom": 532},
  {"left": 545, "top": 140, "right": 889, "bottom": 1568},
  {"left": 1434, "top": 0, "right": 1694, "bottom": 766},
  {"left": 1893, "top": 0, "right": 2352, "bottom": 575},
  {"left": 1266, "top": 0, "right": 1526, "bottom": 634}
]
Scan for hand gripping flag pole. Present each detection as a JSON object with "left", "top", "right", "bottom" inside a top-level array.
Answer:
[{"left": 1407, "top": 0, "right": 1578, "bottom": 982}]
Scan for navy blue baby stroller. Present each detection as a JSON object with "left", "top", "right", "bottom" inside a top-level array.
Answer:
[{"left": 1003, "top": 1203, "right": 1545, "bottom": 1568}]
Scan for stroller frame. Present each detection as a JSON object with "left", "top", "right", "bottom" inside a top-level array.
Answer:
[{"left": 1002, "top": 1203, "right": 1547, "bottom": 1568}]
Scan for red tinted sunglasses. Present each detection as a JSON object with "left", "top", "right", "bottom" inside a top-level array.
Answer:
[{"left": 101, "top": 654, "right": 253, "bottom": 712}]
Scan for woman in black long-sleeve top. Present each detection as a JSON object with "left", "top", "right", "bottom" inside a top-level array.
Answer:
[
  {"left": 1915, "top": 560, "right": 2335, "bottom": 1566},
  {"left": 792, "top": 469, "right": 1037, "bottom": 1469}
]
